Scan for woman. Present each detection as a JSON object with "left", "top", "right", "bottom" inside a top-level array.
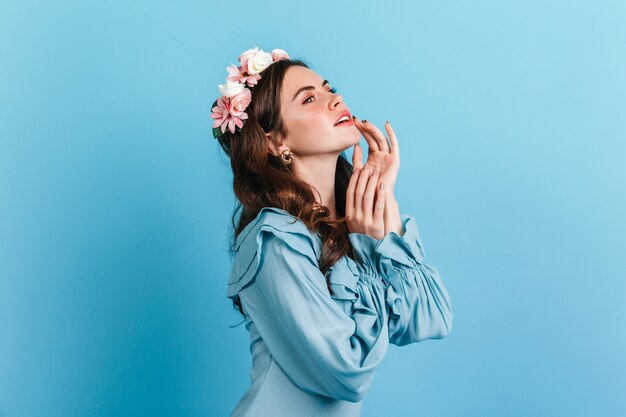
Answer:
[{"left": 211, "top": 47, "right": 453, "bottom": 417}]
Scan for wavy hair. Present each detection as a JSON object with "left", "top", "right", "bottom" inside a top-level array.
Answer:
[{"left": 216, "top": 59, "right": 356, "bottom": 319}]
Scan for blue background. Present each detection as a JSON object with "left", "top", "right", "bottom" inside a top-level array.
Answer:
[{"left": 1, "top": 1, "right": 625, "bottom": 416}]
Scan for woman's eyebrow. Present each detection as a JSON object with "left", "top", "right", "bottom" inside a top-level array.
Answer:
[{"left": 292, "top": 79, "right": 330, "bottom": 102}]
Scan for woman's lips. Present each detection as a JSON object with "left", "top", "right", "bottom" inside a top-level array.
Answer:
[{"left": 334, "top": 119, "right": 355, "bottom": 127}]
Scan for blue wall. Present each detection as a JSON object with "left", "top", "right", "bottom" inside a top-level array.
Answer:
[{"left": 1, "top": 1, "right": 624, "bottom": 416}]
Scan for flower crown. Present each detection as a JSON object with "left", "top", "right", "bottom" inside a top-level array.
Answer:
[{"left": 210, "top": 47, "right": 291, "bottom": 140}]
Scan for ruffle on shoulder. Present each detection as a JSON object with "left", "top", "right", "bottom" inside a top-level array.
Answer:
[
  {"left": 227, "top": 206, "right": 375, "bottom": 309},
  {"left": 227, "top": 207, "right": 321, "bottom": 301}
]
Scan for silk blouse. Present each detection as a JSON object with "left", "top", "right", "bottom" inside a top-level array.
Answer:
[{"left": 226, "top": 206, "right": 453, "bottom": 417}]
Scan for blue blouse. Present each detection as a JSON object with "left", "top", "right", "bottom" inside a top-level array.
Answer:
[{"left": 227, "top": 207, "right": 453, "bottom": 417}]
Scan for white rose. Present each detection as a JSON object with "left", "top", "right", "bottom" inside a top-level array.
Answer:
[
  {"left": 247, "top": 50, "right": 274, "bottom": 74},
  {"left": 218, "top": 80, "right": 245, "bottom": 98}
]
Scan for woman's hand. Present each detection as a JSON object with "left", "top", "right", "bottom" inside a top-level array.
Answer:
[
  {"left": 345, "top": 165, "right": 387, "bottom": 240},
  {"left": 351, "top": 117, "right": 400, "bottom": 200},
  {"left": 350, "top": 117, "right": 404, "bottom": 236}
]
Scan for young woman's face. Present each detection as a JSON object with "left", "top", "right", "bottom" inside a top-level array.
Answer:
[{"left": 274, "top": 66, "right": 360, "bottom": 157}]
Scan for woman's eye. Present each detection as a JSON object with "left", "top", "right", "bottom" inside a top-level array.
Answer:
[{"left": 303, "top": 87, "right": 337, "bottom": 104}]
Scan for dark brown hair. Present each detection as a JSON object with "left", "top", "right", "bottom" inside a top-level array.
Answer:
[{"left": 215, "top": 59, "right": 355, "bottom": 318}]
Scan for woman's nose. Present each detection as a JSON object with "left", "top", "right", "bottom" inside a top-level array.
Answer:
[{"left": 329, "top": 92, "right": 342, "bottom": 108}]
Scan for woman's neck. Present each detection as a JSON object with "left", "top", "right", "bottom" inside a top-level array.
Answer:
[{"left": 292, "top": 154, "right": 339, "bottom": 221}]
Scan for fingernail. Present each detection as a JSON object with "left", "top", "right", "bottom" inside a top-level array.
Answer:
[
  {"left": 379, "top": 182, "right": 384, "bottom": 189},
  {"left": 362, "top": 119, "right": 367, "bottom": 124},
  {"left": 352, "top": 115, "right": 356, "bottom": 120}
]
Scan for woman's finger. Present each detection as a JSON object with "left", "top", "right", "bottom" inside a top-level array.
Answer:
[
  {"left": 384, "top": 121, "right": 400, "bottom": 160},
  {"left": 354, "top": 165, "right": 371, "bottom": 216},
  {"left": 345, "top": 166, "right": 360, "bottom": 216},
  {"left": 373, "top": 179, "right": 386, "bottom": 227},
  {"left": 352, "top": 116, "right": 380, "bottom": 152},
  {"left": 352, "top": 142, "right": 364, "bottom": 170},
  {"left": 362, "top": 167, "right": 379, "bottom": 220},
  {"left": 361, "top": 120, "right": 390, "bottom": 153}
]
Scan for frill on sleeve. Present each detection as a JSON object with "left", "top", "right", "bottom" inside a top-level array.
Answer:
[
  {"left": 347, "top": 213, "right": 453, "bottom": 345},
  {"left": 374, "top": 213, "right": 425, "bottom": 267},
  {"left": 346, "top": 213, "right": 423, "bottom": 279}
]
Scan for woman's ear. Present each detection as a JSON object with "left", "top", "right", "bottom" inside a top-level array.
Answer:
[{"left": 266, "top": 131, "right": 284, "bottom": 157}]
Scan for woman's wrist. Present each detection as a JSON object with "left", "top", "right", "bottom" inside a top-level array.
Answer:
[{"left": 384, "top": 194, "right": 404, "bottom": 236}]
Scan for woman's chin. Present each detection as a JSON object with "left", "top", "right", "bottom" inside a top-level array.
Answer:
[
  {"left": 347, "top": 128, "right": 362, "bottom": 144},
  {"left": 338, "top": 131, "right": 361, "bottom": 151}
]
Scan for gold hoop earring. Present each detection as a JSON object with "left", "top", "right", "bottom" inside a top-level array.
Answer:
[{"left": 280, "top": 149, "right": 293, "bottom": 165}]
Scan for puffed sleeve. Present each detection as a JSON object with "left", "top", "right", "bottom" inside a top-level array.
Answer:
[
  {"left": 347, "top": 213, "right": 453, "bottom": 346},
  {"left": 227, "top": 207, "right": 390, "bottom": 403}
]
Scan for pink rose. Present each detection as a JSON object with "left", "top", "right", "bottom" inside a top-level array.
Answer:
[
  {"left": 230, "top": 88, "right": 252, "bottom": 113},
  {"left": 271, "top": 49, "right": 290, "bottom": 61}
]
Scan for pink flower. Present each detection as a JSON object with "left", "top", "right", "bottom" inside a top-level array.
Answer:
[
  {"left": 271, "top": 49, "right": 290, "bottom": 61},
  {"left": 211, "top": 94, "right": 249, "bottom": 135},
  {"left": 230, "top": 88, "right": 252, "bottom": 113},
  {"left": 234, "top": 46, "right": 276, "bottom": 87},
  {"left": 211, "top": 47, "right": 291, "bottom": 138},
  {"left": 225, "top": 64, "right": 261, "bottom": 88},
  {"left": 243, "top": 72, "right": 261, "bottom": 88},
  {"left": 225, "top": 64, "right": 243, "bottom": 83}
]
